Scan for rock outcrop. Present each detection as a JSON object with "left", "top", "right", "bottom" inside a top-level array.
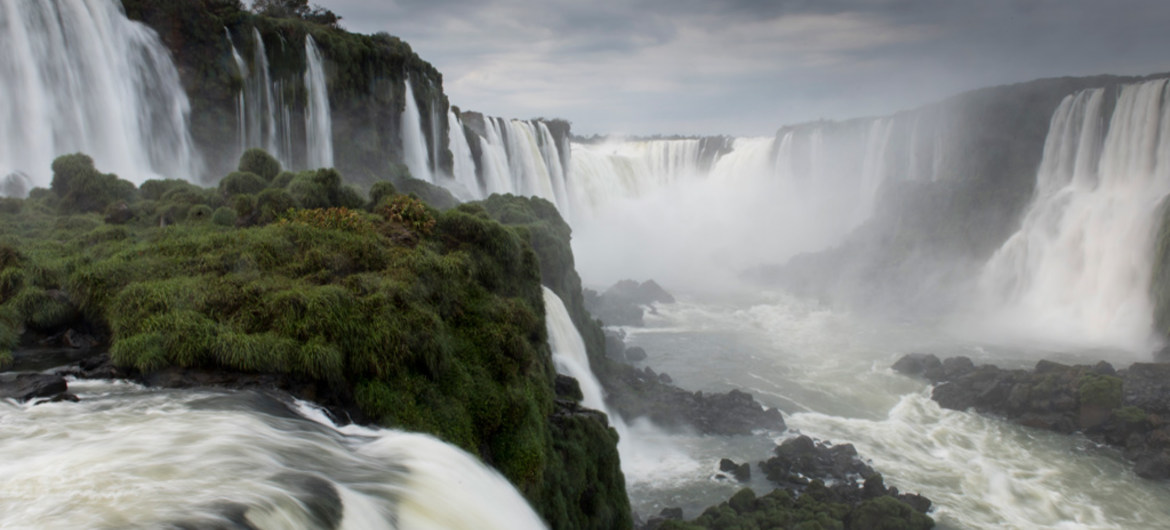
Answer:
[{"left": 894, "top": 353, "right": 1170, "bottom": 479}]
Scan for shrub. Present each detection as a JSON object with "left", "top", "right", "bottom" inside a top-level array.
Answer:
[
  {"left": 50, "top": 153, "right": 137, "bottom": 214},
  {"left": 279, "top": 207, "right": 374, "bottom": 233},
  {"left": 212, "top": 206, "right": 236, "bottom": 226},
  {"left": 187, "top": 204, "right": 214, "bottom": 222},
  {"left": 272, "top": 171, "right": 297, "bottom": 189},
  {"left": 367, "top": 180, "right": 397, "bottom": 210},
  {"left": 378, "top": 195, "right": 435, "bottom": 235},
  {"left": 238, "top": 148, "right": 282, "bottom": 182},
  {"left": 219, "top": 171, "right": 268, "bottom": 197},
  {"left": 256, "top": 188, "right": 297, "bottom": 224}
]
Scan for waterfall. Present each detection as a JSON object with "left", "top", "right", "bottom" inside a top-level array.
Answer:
[
  {"left": 401, "top": 77, "right": 433, "bottom": 183},
  {"left": 978, "top": 79, "right": 1170, "bottom": 351},
  {"left": 304, "top": 35, "right": 333, "bottom": 170},
  {"left": 0, "top": 0, "right": 197, "bottom": 189},
  {"left": 543, "top": 286, "right": 610, "bottom": 412},
  {"left": 0, "top": 380, "right": 546, "bottom": 529},
  {"left": 448, "top": 111, "right": 481, "bottom": 197}
]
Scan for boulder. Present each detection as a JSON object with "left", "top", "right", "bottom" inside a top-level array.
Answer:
[
  {"left": 719, "top": 458, "right": 752, "bottom": 482},
  {"left": 891, "top": 353, "right": 941, "bottom": 378},
  {"left": 0, "top": 373, "right": 69, "bottom": 402}
]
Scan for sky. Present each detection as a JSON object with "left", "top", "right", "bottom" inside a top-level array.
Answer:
[{"left": 312, "top": 0, "right": 1170, "bottom": 137}]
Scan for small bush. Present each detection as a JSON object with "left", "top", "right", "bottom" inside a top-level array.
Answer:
[
  {"left": 188, "top": 204, "right": 213, "bottom": 222},
  {"left": 279, "top": 207, "right": 374, "bottom": 233},
  {"left": 219, "top": 171, "right": 268, "bottom": 197},
  {"left": 367, "top": 181, "right": 397, "bottom": 210},
  {"left": 212, "top": 206, "right": 236, "bottom": 226},
  {"left": 238, "top": 148, "right": 282, "bottom": 182},
  {"left": 378, "top": 195, "right": 436, "bottom": 235}
]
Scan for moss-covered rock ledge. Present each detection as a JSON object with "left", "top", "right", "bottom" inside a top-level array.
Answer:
[{"left": 0, "top": 152, "right": 630, "bottom": 529}]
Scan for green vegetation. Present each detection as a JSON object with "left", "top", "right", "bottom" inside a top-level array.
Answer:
[
  {"left": 0, "top": 151, "right": 630, "bottom": 530},
  {"left": 1077, "top": 373, "right": 1123, "bottom": 408}
]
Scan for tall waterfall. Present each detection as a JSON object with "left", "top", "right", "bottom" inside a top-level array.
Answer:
[
  {"left": 569, "top": 122, "right": 905, "bottom": 288},
  {"left": 0, "top": 0, "right": 197, "bottom": 190},
  {"left": 440, "top": 114, "right": 571, "bottom": 211},
  {"left": 228, "top": 29, "right": 333, "bottom": 172},
  {"left": 401, "top": 77, "right": 434, "bottom": 183},
  {"left": 304, "top": 36, "right": 333, "bottom": 170},
  {"left": 0, "top": 380, "right": 546, "bottom": 529},
  {"left": 978, "top": 79, "right": 1170, "bottom": 351}
]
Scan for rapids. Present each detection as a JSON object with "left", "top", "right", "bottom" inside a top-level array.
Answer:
[{"left": 0, "top": 379, "right": 546, "bottom": 530}]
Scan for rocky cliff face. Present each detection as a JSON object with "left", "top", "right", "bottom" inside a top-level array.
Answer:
[{"left": 122, "top": 0, "right": 451, "bottom": 185}]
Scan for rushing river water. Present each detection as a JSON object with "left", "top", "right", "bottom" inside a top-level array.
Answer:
[
  {"left": 0, "top": 379, "right": 545, "bottom": 530},
  {"left": 615, "top": 292, "right": 1170, "bottom": 529}
]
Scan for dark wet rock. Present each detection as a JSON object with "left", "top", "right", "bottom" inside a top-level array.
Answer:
[
  {"left": 897, "top": 354, "right": 1170, "bottom": 480},
  {"left": 584, "top": 279, "right": 675, "bottom": 327},
  {"left": 625, "top": 346, "right": 648, "bottom": 362},
  {"left": 35, "top": 392, "right": 80, "bottom": 405},
  {"left": 605, "top": 362, "right": 785, "bottom": 435},
  {"left": 760, "top": 435, "right": 873, "bottom": 489},
  {"left": 641, "top": 507, "right": 685, "bottom": 530},
  {"left": 657, "top": 371, "right": 672, "bottom": 384},
  {"left": 0, "top": 373, "right": 69, "bottom": 402},
  {"left": 891, "top": 353, "right": 941, "bottom": 379},
  {"left": 555, "top": 374, "right": 584, "bottom": 402},
  {"left": 719, "top": 458, "right": 751, "bottom": 482},
  {"left": 605, "top": 333, "right": 628, "bottom": 362}
]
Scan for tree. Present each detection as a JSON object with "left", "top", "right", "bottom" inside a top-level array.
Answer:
[{"left": 251, "top": 0, "right": 340, "bottom": 27}]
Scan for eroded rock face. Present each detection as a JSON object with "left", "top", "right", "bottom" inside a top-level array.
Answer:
[{"left": 893, "top": 353, "right": 1170, "bottom": 479}]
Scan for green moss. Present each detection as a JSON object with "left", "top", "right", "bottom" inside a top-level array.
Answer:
[
  {"left": 1114, "top": 405, "right": 1147, "bottom": 423},
  {"left": 1078, "top": 373, "right": 1123, "bottom": 408}
]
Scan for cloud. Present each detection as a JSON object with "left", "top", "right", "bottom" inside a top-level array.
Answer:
[{"left": 315, "top": 0, "right": 1170, "bottom": 135}]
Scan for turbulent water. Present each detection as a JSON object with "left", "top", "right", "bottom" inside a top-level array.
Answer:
[
  {"left": 613, "top": 293, "right": 1170, "bottom": 529},
  {"left": 0, "top": 379, "right": 545, "bottom": 530},
  {"left": 0, "top": 0, "right": 197, "bottom": 190}
]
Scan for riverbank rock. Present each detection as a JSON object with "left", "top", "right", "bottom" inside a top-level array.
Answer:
[
  {"left": 0, "top": 373, "right": 69, "bottom": 402},
  {"left": 604, "top": 363, "right": 785, "bottom": 435},
  {"left": 584, "top": 279, "right": 675, "bottom": 327},
  {"left": 893, "top": 353, "right": 1170, "bottom": 479}
]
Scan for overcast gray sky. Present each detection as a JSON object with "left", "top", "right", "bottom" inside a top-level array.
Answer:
[{"left": 312, "top": 0, "right": 1170, "bottom": 136}]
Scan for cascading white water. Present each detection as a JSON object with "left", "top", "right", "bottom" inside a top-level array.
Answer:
[
  {"left": 243, "top": 28, "right": 292, "bottom": 168},
  {"left": 542, "top": 286, "right": 698, "bottom": 489},
  {"left": 0, "top": 0, "right": 197, "bottom": 189},
  {"left": 448, "top": 111, "right": 481, "bottom": 197},
  {"left": 0, "top": 380, "right": 546, "bottom": 529},
  {"left": 543, "top": 286, "right": 610, "bottom": 412},
  {"left": 978, "top": 79, "right": 1170, "bottom": 352},
  {"left": 568, "top": 123, "right": 902, "bottom": 289},
  {"left": 304, "top": 35, "right": 333, "bottom": 170},
  {"left": 401, "top": 77, "right": 434, "bottom": 183}
]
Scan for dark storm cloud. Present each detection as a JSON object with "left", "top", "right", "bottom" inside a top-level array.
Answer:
[{"left": 312, "top": 0, "right": 1170, "bottom": 135}]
